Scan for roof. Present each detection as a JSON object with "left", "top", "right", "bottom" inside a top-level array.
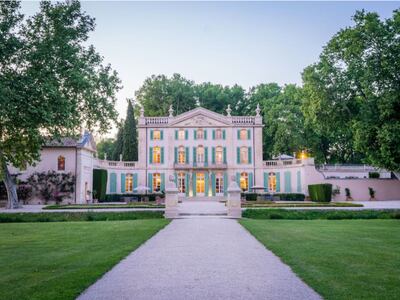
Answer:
[{"left": 44, "top": 131, "right": 96, "bottom": 151}]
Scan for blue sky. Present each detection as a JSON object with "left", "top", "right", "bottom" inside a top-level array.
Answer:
[{"left": 21, "top": 1, "right": 399, "bottom": 134}]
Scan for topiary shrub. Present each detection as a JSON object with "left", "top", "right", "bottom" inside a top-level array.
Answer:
[
  {"left": 308, "top": 184, "right": 332, "bottom": 202},
  {"left": 369, "top": 172, "right": 380, "bottom": 179}
]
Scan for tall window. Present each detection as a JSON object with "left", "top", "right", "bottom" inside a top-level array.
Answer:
[
  {"left": 153, "top": 173, "right": 161, "bottom": 192},
  {"left": 58, "top": 156, "right": 65, "bottom": 171},
  {"left": 215, "top": 173, "right": 224, "bottom": 194},
  {"left": 125, "top": 174, "right": 133, "bottom": 193},
  {"left": 196, "top": 172, "right": 205, "bottom": 193},
  {"left": 216, "top": 146, "right": 223, "bottom": 164},
  {"left": 153, "top": 130, "right": 161, "bottom": 140},
  {"left": 240, "top": 172, "right": 249, "bottom": 191},
  {"left": 240, "top": 129, "right": 248, "bottom": 140},
  {"left": 196, "top": 129, "right": 204, "bottom": 139},
  {"left": 178, "top": 172, "right": 185, "bottom": 193},
  {"left": 178, "top": 129, "right": 185, "bottom": 140},
  {"left": 215, "top": 129, "right": 222, "bottom": 139},
  {"left": 178, "top": 146, "right": 186, "bottom": 164},
  {"left": 268, "top": 172, "right": 276, "bottom": 192},
  {"left": 153, "top": 146, "right": 161, "bottom": 163},
  {"left": 197, "top": 146, "right": 204, "bottom": 163},
  {"left": 240, "top": 147, "right": 248, "bottom": 164}
]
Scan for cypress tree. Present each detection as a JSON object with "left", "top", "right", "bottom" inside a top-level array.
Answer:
[
  {"left": 112, "top": 122, "right": 124, "bottom": 161},
  {"left": 122, "top": 99, "right": 138, "bottom": 161}
]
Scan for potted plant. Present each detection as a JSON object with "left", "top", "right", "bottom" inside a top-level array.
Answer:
[
  {"left": 345, "top": 188, "right": 353, "bottom": 201},
  {"left": 368, "top": 187, "right": 376, "bottom": 201}
]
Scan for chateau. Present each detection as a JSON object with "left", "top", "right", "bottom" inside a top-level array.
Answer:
[{"left": 12, "top": 106, "right": 400, "bottom": 203}]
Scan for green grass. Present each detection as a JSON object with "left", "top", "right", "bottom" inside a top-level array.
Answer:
[
  {"left": 43, "top": 203, "right": 165, "bottom": 209},
  {"left": 0, "top": 219, "right": 169, "bottom": 300},
  {"left": 242, "top": 201, "right": 363, "bottom": 208},
  {"left": 0, "top": 211, "right": 164, "bottom": 223},
  {"left": 240, "top": 219, "right": 400, "bottom": 300}
]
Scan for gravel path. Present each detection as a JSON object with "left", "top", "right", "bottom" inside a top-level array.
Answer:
[{"left": 77, "top": 218, "right": 321, "bottom": 300}]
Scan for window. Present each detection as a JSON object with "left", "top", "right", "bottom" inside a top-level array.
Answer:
[
  {"left": 240, "top": 129, "right": 248, "bottom": 140},
  {"left": 125, "top": 174, "right": 133, "bottom": 192},
  {"left": 58, "top": 156, "right": 65, "bottom": 171},
  {"left": 153, "top": 130, "right": 161, "bottom": 140},
  {"left": 197, "top": 146, "right": 204, "bottom": 163},
  {"left": 240, "top": 147, "right": 248, "bottom": 164},
  {"left": 215, "top": 129, "right": 222, "bottom": 139},
  {"left": 216, "top": 146, "right": 223, "bottom": 164},
  {"left": 240, "top": 172, "right": 248, "bottom": 191},
  {"left": 178, "top": 172, "right": 185, "bottom": 193},
  {"left": 196, "top": 172, "right": 205, "bottom": 193},
  {"left": 178, "top": 129, "right": 185, "bottom": 140},
  {"left": 178, "top": 146, "right": 186, "bottom": 164},
  {"left": 215, "top": 173, "right": 224, "bottom": 194},
  {"left": 153, "top": 173, "right": 161, "bottom": 192},
  {"left": 153, "top": 146, "right": 161, "bottom": 163},
  {"left": 268, "top": 172, "right": 276, "bottom": 192},
  {"left": 196, "top": 129, "right": 204, "bottom": 139}
]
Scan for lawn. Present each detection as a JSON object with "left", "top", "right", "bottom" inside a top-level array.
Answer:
[
  {"left": 0, "top": 219, "right": 169, "bottom": 300},
  {"left": 242, "top": 201, "right": 363, "bottom": 208},
  {"left": 43, "top": 203, "right": 165, "bottom": 209},
  {"left": 240, "top": 219, "right": 400, "bottom": 300}
]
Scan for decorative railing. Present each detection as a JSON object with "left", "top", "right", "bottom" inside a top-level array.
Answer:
[
  {"left": 231, "top": 116, "right": 255, "bottom": 125},
  {"left": 145, "top": 117, "right": 169, "bottom": 125},
  {"left": 317, "top": 164, "right": 379, "bottom": 172},
  {"left": 174, "top": 162, "right": 228, "bottom": 169},
  {"left": 96, "top": 160, "right": 138, "bottom": 169},
  {"left": 264, "top": 159, "right": 304, "bottom": 168}
]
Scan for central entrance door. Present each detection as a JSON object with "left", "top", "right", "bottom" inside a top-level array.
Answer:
[{"left": 196, "top": 172, "right": 205, "bottom": 196}]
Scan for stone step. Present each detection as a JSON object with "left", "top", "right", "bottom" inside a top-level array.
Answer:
[{"left": 179, "top": 212, "right": 228, "bottom": 216}]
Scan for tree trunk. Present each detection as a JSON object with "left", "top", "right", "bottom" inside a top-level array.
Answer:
[{"left": 2, "top": 161, "right": 20, "bottom": 209}]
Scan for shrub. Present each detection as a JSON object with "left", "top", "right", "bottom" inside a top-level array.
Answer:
[
  {"left": 17, "top": 184, "right": 32, "bottom": 204},
  {"left": 93, "top": 169, "right": 108, "bottom": 201},
  {"left": 277, "top": 193, "right": 305, "bottom": 201},
  {"left": 369, "top": 172, "right": 380, "bottom": 179},
  {"left": 242, "top": 193, "right": 305, "bottom": 201},
  {"left": 369, "top": 187, "right": 375, "bottom": 199},
  {"left": 241, "top": 193, "right": 258, "bottom": 201},
  {"left": 103, "top": 193, "right": 165, "bottom": 202},
  {"left": 345, "top": 188, "right": 351, "bottom": 198},
  {"left": 308, "top": 184, "right": 332, "bottom": 202}
]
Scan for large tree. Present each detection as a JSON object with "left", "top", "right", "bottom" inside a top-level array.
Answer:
[
  {"left": 0, "top": 1, "right": 121, "bottom": 208},
  {"left": 96, "top": 138, "right": 116, "bottom": 160},
  {"left": 122, "top": 99, "right": 138, "bottom": 161},
  {"left": 302, "top": 10, "right": 400, "bottom": 169},
  {"left": 111, "top": 122, "right": 124, "bottom": 161}
]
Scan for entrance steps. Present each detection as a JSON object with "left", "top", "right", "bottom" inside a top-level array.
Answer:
[
  {"left": 179, "top": 196, "right": 225, "bottom": 202},
  {"left": 177, "top": 201, "right": 228, "bottom": 218}
]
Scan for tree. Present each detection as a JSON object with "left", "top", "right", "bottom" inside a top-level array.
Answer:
[
  {"left": 122, "top": 99, "right": 138, "bottom": 161},
  {"left": 112, "top": 122, "right": 124, "bottom": 161},
  {"left": 96, "top": 138, "right": 116, "bottom": 160},
  {"left": 0, "top": 1, "right": 121, "bottom": 208}
]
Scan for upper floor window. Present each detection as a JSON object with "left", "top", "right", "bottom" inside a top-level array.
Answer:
[
  {"left": 240, "top": 147, "right": 248, "bottom": 164},
  {"left": 178, "top": 172, "right": 186, "bottom": 194},
  {"left": 153, "top": 146, "right": 161, "bottom": 164},
  {"left": 239, "top": 129, "right": 248, "bottom": 140},
  {"left": 216, "top": 146, "right": 223, "bottom": 164},
  {"left": 178, "top": 129, "right": 185, "bottom": 140},
  {"left": 197, "top": 146, "right": 205, "bottom": 163},
  {"left": 153, "top": 130, "right": 161, "bottom": 140},
  {"left": 125, "top": 174, "right": 133, "bottom": 193},
  {"left": 196, "top": 129, "right": 204, "bottom": 140},
  {"left": 240, "top": 172, "right": 248, "bottom": 191},
  {"left": 178, "top": 146, "right": 186, "bottom": 164},
  {"left": 153, "top": 173, "right": 161, "bottom": 192},
  {"left": 58, "top": 156, "right": 65, "bottom": 171},
  {"left": 215, "top": 129, "right": 222, "bottom": 140}
]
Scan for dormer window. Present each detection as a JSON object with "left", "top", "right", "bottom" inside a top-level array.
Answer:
[{"left": 196, "top": 129, "right": 204, "bottom": 140}]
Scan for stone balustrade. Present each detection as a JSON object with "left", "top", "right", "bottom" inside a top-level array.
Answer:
[
  {"left": 96, "top": 159, "right": 138, "bottom": 169},
  {"left": 231, "top": 116, "right": 255, "bottom": 125}
]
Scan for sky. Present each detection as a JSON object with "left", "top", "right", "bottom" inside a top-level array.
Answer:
[{"left": 20, "top": 1, "right": 399, "bottom": 136}]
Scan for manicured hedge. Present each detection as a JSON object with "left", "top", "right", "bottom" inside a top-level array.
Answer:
[
  {"left": 93, "top": 169, "right": 108, "bottom": 201},
  {"left": 241, "top": 193, "right": 305, "bottom": 201},
  {"left": 0, "top": 211, "right": 164, "bottom": 223},
  {"left": 308, "top": 184, "right": 332, "bottom": 202},
  {"left": 243, "top": 209, "right": 400, "bottom": 220},
  {"left": 103, "top": 193, "right": 165, "bottom": 202}
]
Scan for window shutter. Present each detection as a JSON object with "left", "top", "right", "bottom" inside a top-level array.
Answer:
[
  {"left": 174, "top": 147, "right": 177, "bottom": 163},
  {"left": 211, "top": 147, "right": 215, "bottom": 164},
  {"left": 297, "top": 170, "right": 302, "bottom": 193},
  {"left": 149, "top": 147, "right": 153, "bottom": 164},
  {"left": 223, "top": 147, "right": 227, "bottom": 164},
  {"left": 150, "top": 130, "right": 153, "bottom": 140},
  {"left": 161, "top": 147, "right": 164, "bottom": 164},
  {"left": 248, "top": 147, "right": 252, "bottom": 164},
  {"left": 194, "top": 130, "right": 197, "bottom": 140},
  {"left": 264, "top": 172, "right": 269, "bottom": 192},
  {"left": 174, "top": 172, "right": 177, "bottom": 187},
  {"left": 236, "top": 172, "right": 241, "bottom": 186},
  {"left": 192, "top": 173, "right": 197, "bottom": 196},
  {"left": 161, "top": 173, "right": 165, "bottom": 192},
  {"left": 110, "top": 173, "right": 117, "bottom": 193},
  {"left": 204, "top": 129, "right": 207, "bottom": 140},
  {"left": 204, "top": 147, "right": 208, "bottom": 166},
  {"left": 121, "top": 173, "right": 126, "bottom": 193},
  {"left": 284, "top": 171, "right": 292, "bottom": 192},
  {"left": 247, "top": 129, "right": 251, "bottom": 140},
  {"left": 249, "top": 173, "right": 253, "bottom": 191},
  {"left": 237, "top": 129, "right": 240, "bottom": 139},
  {"left": 185, "top": 147, "right": 189, "bottom": 164},
  {"left": 185, "top": 173, "right": 190, "bottom": 196},
  {"left": 211, "top": 172, "right": 216, "bottom": 196},
  {"left": 193, "top": 147, "right": 197, "bottom": 164},
  {"left": 222, "top": 129, "right": 226, "bottom": 140},
  {"left": 185, "top": 129, "right": 188, "bottom": 140},
  {"left": 223, "top": 172, "right": 228, "bottom": 196},
  {"left": 204, "top": 172, "right": 209, "bottom": 196},
  {"left": 133, "top": 174, "right": 138, "bottom": 191},
  {"left": 212, "top": 130, "right": 215, "bottom": 140},
  {"left": 148, "top": 173, "right": 153, "bottom": 193},
  {"left": 236, "top": 147, "right": 240, "bottom": 164},
  {"left": 276, "top": 172, "right": 281, "bottom": 192},
  {"left": 160, "top": 130, "right": 164, "bottom": 140},
  {"left": 175, "top": 130, "right": 178, "bottom": 140}
]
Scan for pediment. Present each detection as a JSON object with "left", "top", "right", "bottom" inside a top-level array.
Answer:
[{"left": 170, "top": 107, "right": 230, "bottom": 127}]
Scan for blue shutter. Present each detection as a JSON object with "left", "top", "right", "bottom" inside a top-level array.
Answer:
[
  {"left": 247, "top": 129, "right": 251, "bottom": 140},
  {"left": 223, "top": 172, "right": 228, "bottom": 196},
  {"left": 174, "top": 147, "right": 178, "bottom": 163},
  {"left": 194, "top": 130, "right": 197, "bottom": 140},
  {"left": 248, "top": 147, "right": 252, "bottom": 164},
  {"left": 148, "top": 173, "right": 153, "bottom": 193},
  {"left": 212, "top": 130, "right": 215, "bottom": 140},
  {"left": 185, "top": 173, "right": 190, "bottom": 196},
  {"left": 150, "top": 130, "right": 153, "bottom": 140},
  {"left": 249, "top": 173, "right": 253, "bottom": 192},
  {"left": 204, "top": 129, "right": 207, "bottom": 140},
  {"left": 192, "top": 172, "right": 197, "bottom": 196},
  {"left": 284, "top": 171, "right": 291, "bottom": 192},
  {"left": 236, "top": 172, "right": 241, "bottom": 187},
  {"left": 161, "top": 173, "right": 165, "bottom": 192},
  {"left": 237, "top": 129, "right": 240, "bottom": 139},
  {"left": 133, "top": 173, "right": 138, "bottom": 192},
  {"left": 204, "top": 147, "right": 208, "bottom": 166},
  {"left": 185, "top": 147, "right": 189, "bottom": 164},
  {"left": 264, "top": 172, "right": 269, "bottom": 192},
  {"left": 149, "top": 147, "right": 153, "bottom": 164},
  {"left": 223, "top": 147, "right": 227, "bottom": 164},
  {"left": 121, "top": 173, "right": 126, "bottom": 193},
  {"left": 174, "top": 172, "right": 177, "bottom": 188},
  {"left": 161, "top": 147, "right": 164, "bottom": 164},
  {"left": 175, "top": 130, "right": 178, "bottom": 140},
  {"left": 160, "top": 130, "right": 164, "bottom": 140},
  {"left": 211, "top": 147, "right": 215, "bottom": 164},
  {"left": 276, "top": 172, "right": 281, "bottom": 192},
  {"left": 110, "top": 173, "right": 117, "bottom": 193},
  {"left": 237, "top": 147, "right": 240, "bottom": 164},
  {"left": 211, "top": 172, "right": 216, "bottom": 196},
  {"left": 205, "top": 172, "right": 209, "bottom": 196},
  {"left": 185, "top": 129, "right": 188, "bottom": 140},
  {"left": 193, "top": 147, "right": 197, "bottom": 165},
  {"left": 222, "top": 129, "right": 226, "bottom": 140},
  {"left": 297, "top": 170, "right": 302, "bottom": 193}
]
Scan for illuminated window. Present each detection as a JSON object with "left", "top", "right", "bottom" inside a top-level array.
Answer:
[
  {"left": 153, "top": 146, "right": 161, "bottom": 163},
  {"left": 197, "top": 146, "right": 204, "bottom": 163},
  {"left": 178, "top": 129, "right": 185, "bottom": 140},
  {"left": 58, "top": 156, "right": 65, "bottom": 171},
  {"left": 240, "top": 172, "right": 248, "bottom": 191},
  {"left": 178, "top": 172, "right": 185, "bottom": 193},
  {"left": 215, "top": 172, "right": 224, "bottom": 194},
  {"left": 215, "top": 129, "right": 222, "bottom": 139},
  {"left": 125, "top": 174, "right": 133, "bottom": 192},
  {"left": 153, "top": 173, "right": 161, "bottom": 192},
  {"left": 216, "top": 146, "right": 223, "bottom": 164},
  {"left": 240, "top": 129, "right": 248, "bottom": 140},
  {"left": 178, "top": 146, "right": 186, "bottom": 164},
  {"left": 153, "top": 130, "right": 161, "bottom": 140},
  {"left": 268, "top": 172, "right": 276, "bottom": 192},
  {"left": 240, "top": 147, "right": 248, "bottom": 164},
  {"left": 196, "top": 172, "right": 205, "bottom": 193},
  {"left": 196, "top": 129, "right": 204, "bottom": 139}
]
